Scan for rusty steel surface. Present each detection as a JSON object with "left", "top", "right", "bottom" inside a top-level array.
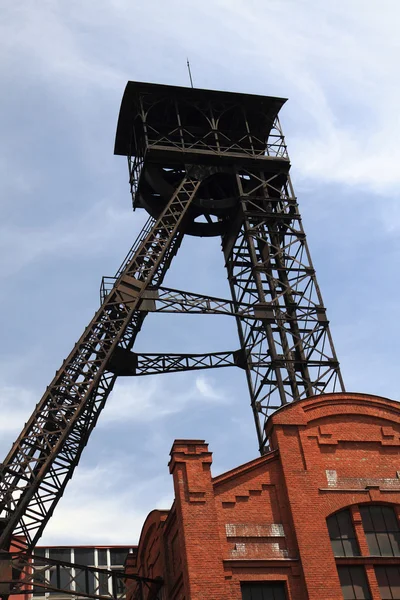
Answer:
[{"left": 0, "top": 82, "right": 344, "bottom": 584}]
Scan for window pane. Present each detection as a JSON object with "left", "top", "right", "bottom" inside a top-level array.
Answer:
[
  {"left": 331, "top": 539, "right": 345, "bottom": 557},
  {"left": 361, "top": 505, "right": 400, "bottom": 556},
  {"left": 32, "top": 550, "right": 48, "bottom": 594},
  {"left": 370, "top": 506, "right": 386, "bottom": 531},
  {"left": 251, "top": 586, "right": 263, "bottom": 600},
  {"left": 59, "top": 567, "right": 72, "bottom": 592},
  {"left": 337, "top": 510, "right": 354, "bottom": 539},
  {"left": 327, "top": 511, "right": 359, "bottom": 557},
  {"left": 377, "top": 532, "right": 394, "bottom": 556},
  {"left": 338, "top": 567, "right": 370, "bottom": 600},
  {"left": 240, "top": 582, "right": 286, "bottom": 600},
  {"left": 75, "top": 569, "right": 87, "bottom": 595},
  {"left": 74, "top": 570, "right": 95, "bottom": 595},
  {"left": 389, "top": 532, "right": 400, "bottom": 556},
  {"left": 360, "top": 507, "right": 373, "bottom": 532},
  {"left": 375, "top": 566, "right": 400, "bottom": 600},
  {"left": 270, "top": 585, "right": 286, "bottom": 600},
  {"left": 351, "top": 568, "right": 370, "bottom": 600},
  {"left": 110, "top": 549, "right": 129, "bottom": 566},
  {"left": 382, "top": 507, "right": 400, "bottom": 532},
  {"left": 342, "top": 539, "right": 360, "bottom": 558},
  {"left": 32, "top": 567, "right": 46, "bottom": 596},
  {"left": 111, "top": 571, "right": 126, "bottom": 597},
  {"left": 99, "top": 572, "right": 109, "bottom": 596},
  {"left": 387, "top": 567, "right": 400, "bottom": 600},
  {"left": 48, "top": 565, "right": 72, "bottom": 595},
  {"left": 87, "top": 572, "right": 95, "bottom": 594},
  {"left": 74, "top": 549, "right": 94, "bottom": 565},
  {"left": 327, "top": 515, "right": 340, "bottom": 539},
  {"left": 375, "top": 567, "right": 390, "bottom": 599},
  {"left": 338, "top": 567, "right": 354, "bottom": 600},
  {"left": 49, "top": 549, "right": 70, "bottom": 562},
  {"left": 49, "top": 567, "right": 58, "bottom": 590},
  {"left": 98, "top": 549, "right": 108, "bottom": 566},
  {"left": 365, "top": 532, "right": 380, "bottom": 555}
]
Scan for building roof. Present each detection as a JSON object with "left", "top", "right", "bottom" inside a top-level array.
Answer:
[{"left": 114, "top": 81, "right": 287, "bottom": 156}]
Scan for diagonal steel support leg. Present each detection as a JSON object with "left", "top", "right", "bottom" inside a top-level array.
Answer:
[
  {"left": 223, "top": 168, "right": 345, "bottom": 452},
  {"left": 0, "top": 176, "right": 200, "bottom": 554}
]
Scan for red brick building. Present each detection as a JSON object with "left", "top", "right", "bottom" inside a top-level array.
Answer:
[
  {"left": 127, "top": 393, "right": 400, "bottom": 600},
  {"left": 126, "top": 392, "right": 400, "bottom": 600}
]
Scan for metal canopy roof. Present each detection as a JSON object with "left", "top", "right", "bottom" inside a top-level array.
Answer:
[{"left": 114, "top": 81, "right": 287, "bottom": 156}]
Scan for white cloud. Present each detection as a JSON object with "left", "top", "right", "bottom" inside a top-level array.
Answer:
[
  {"left": 3, "top": 0, "right": 400, "bottom": 193},
  {"left": 2, "top": 0, "right": 400, "bottom": 548},
  {"left": 0, "top": 4, "right": 126, "bottom": 91},
  {"left": 0, "top": 385, "right": 36, "bottom": 435},
  {"left": 0, "top": 377, "right": 178, "bottom": 545},
  {"left": 195, "top": 375, "right": 222, "bottom": 400},
  {"left": 209, "top": 0, "right": 400, "bottom": 192},
  {"left": 0, "top": 201, "right": 146, "bottom": 278},
  {"left": 40, "top": 461, "right": 173, "bottom": 545},
  {"left": 40, "top": 375, "right": 230, "bottom": 545},
  {"left": 101, "top": 373, "right": 226, "bottom": 424}
]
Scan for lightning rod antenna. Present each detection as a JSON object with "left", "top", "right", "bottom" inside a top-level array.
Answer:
[{"left": 187, "top": 58, "right": 194, "bottom": 88}]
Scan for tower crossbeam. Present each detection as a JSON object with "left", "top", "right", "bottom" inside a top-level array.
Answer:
[{"left": 107, "top": 349, "right": 241, "bottom": 376}]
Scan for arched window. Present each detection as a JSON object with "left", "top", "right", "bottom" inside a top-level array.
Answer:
[
  {"left": 327, "top": 504, "right": 400, "bottom": 600},
  {"left": 360, "top": 504, "right": 400, "bottom": 557},
  {"left": 327, "top": 509, "right": 360, "bottom": 557}
]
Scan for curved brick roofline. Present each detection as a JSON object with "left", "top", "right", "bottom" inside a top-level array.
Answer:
[
  {"left": 265, "top": 391, "right": 400, "bottom": 433},
  {"left": 135, "top": 509, "right": 169, "bottom": 567},
  {"left": 124, "top": 395, "right": 400, "bottom": 600}
]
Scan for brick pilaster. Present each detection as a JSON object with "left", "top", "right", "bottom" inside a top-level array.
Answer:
[{"left": 169, "top": 440, "right": 227, "bottom": 599}]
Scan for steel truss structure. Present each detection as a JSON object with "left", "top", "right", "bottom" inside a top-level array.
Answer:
[
  {"left": 0, "top": 552, "right": 162, "bottom": 600},
  {"left": 0, "top": 81, "right": 344, "bottom": 597},
  {"left": 0, "top": 175, "right": 200, "bottom": 553}
]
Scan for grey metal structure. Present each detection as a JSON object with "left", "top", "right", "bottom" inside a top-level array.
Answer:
[{"left": 0, "top": 81, "right": 344, "bottom": 598}]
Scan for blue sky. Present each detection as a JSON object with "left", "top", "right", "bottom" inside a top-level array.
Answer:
[{"left": 1, "top": 0, "right": 400, "bottom": 545}]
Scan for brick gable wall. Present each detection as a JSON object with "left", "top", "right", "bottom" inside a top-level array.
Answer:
[{"left": 128, "top": 393, "right": 400, "bottom": 600}]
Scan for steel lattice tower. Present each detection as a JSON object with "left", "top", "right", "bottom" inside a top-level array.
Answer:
[
  {"left": 111, "top": 82, "right": 344, "bottom": 443},
  {"left": 0, "top": 82, "right": 344, "bottom": 569}
]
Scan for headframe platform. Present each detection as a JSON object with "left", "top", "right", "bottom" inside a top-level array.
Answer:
[{"left": 114, "top": 81, "right": 289, "bottom": 236}]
